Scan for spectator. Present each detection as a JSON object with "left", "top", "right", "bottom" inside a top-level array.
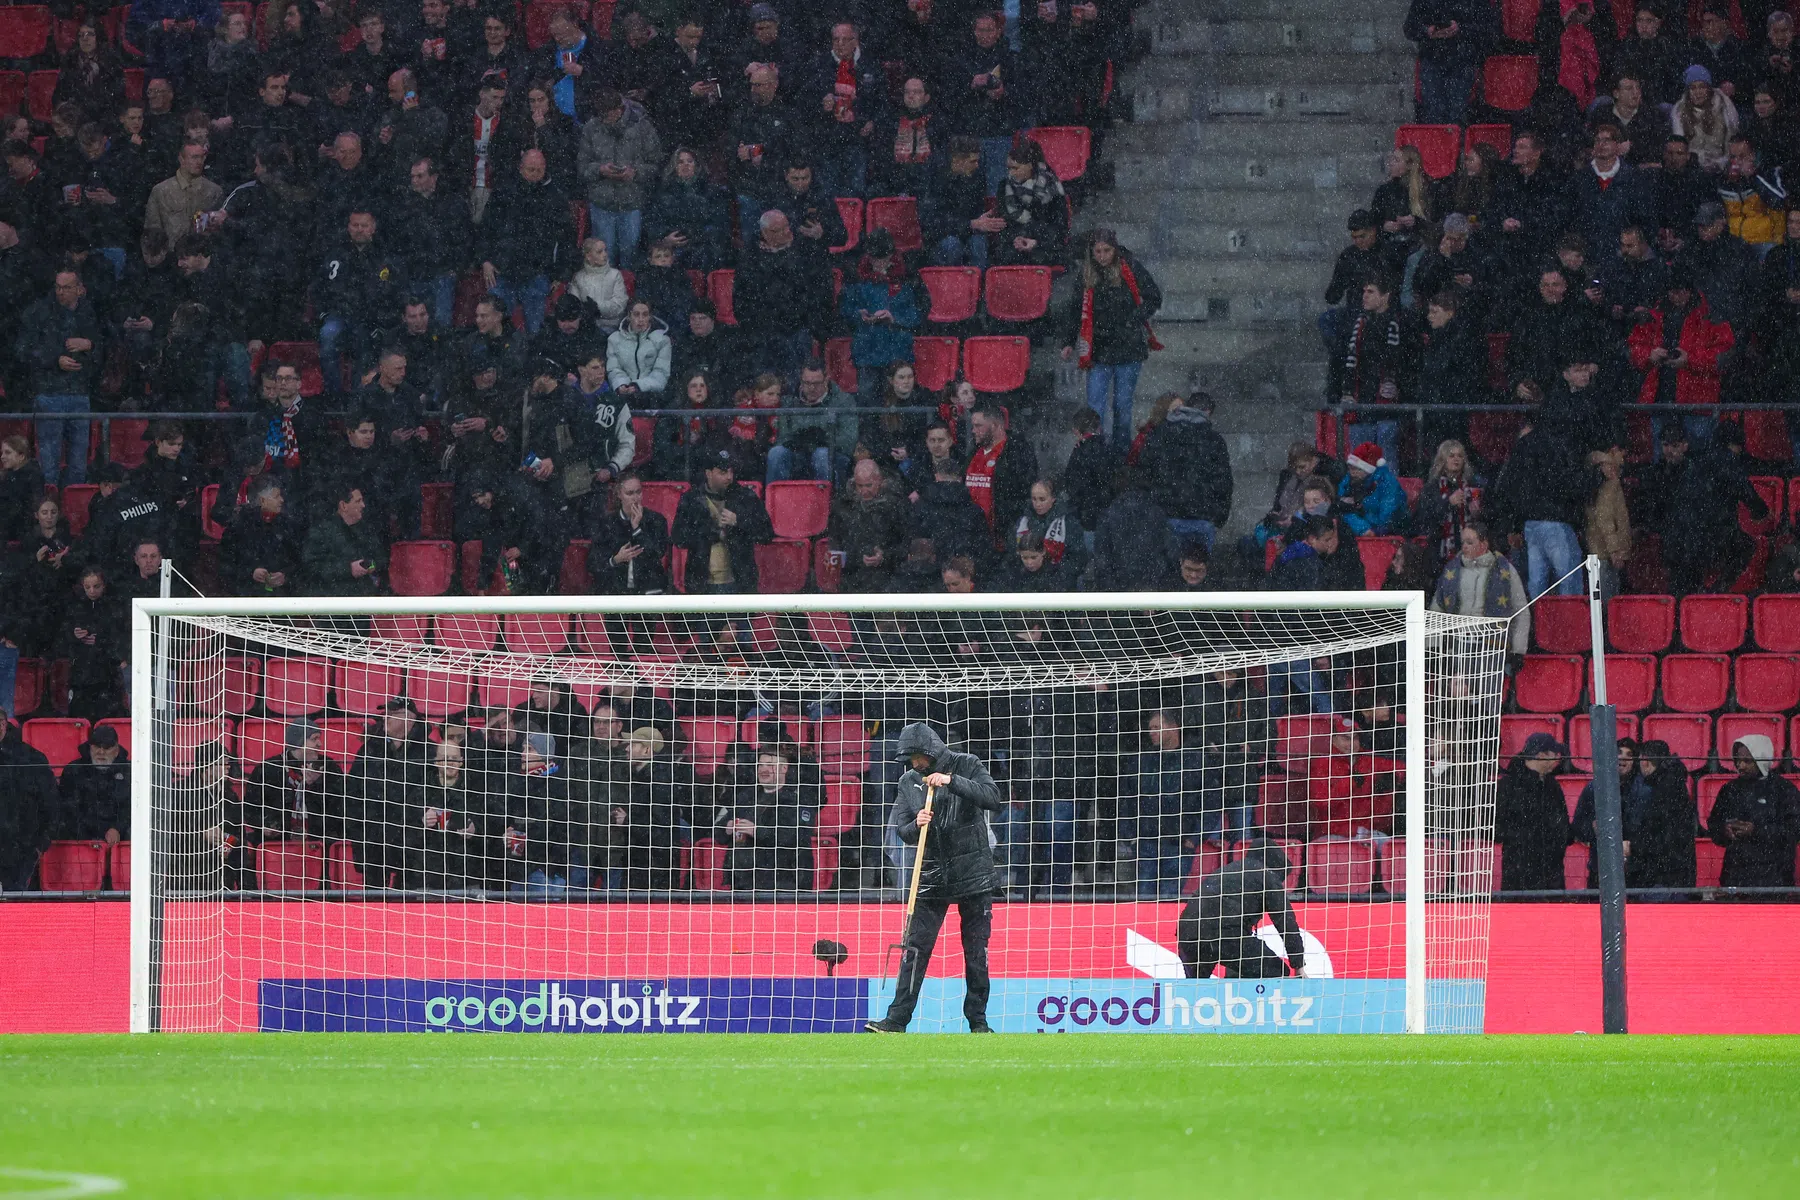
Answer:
[
  {"left": 128, "top": 0, "right": 218, "bottom": 95},
  {"left": 55, "top": 21, "right": 129, "bottom": 125},
  {"left": 771, "top": 360, "right": 857, "bottom": 484},
  {"left": 727, "top": 64, "right": 799, "bottom": 231},
  {"left": 991, "top": 138, "right": 1067, "bottom": 266},
  {"left": 587, "top": 471, "right": 669, "bottom": 596},
  {"left": 1013, "top": 478, "right": 1087, "bottom": 575},
  {"left": 372, "top": 69, "right": 450, "bottom": 187},
  {"left": 805, "top": 21, "right": 885, "bottom": 199},
  {"left": 1321, "top": 210, "right": 1393, "bottom": 358},
  {"left": 1627, "top": 739, "right": 1698, "bottom": 890},
  {"left": 1305, "top": 717, "right": 1391, "bottom": 841},
  {"left": 946, "top": 13, "right": 1023, "bottom": 193},
  {"left": 672, "top": 446, "right": 775, "bottom": 593},
  {"left": 1584, "top": 446, "right": 1631, "bottom": 598},
  {"left": 1663, "top": 420, "right": 1768, "bottom": 593},
  {"left": 1652, "top": 136, "right": 1717, "bottom": 255},
  {"left": 318, "top": 210, "right": 405, "bottom": 393},
  {"left": 1630, "top": 268, "right": 1735, "bottom": 447},
  {"left": 1417, "top": 289, "right": 1486, "bottom": 450},
  {"left": 1337, "top": 442, "right": 1407, "bottom": 537},
  {"left": 770, "top": 158, "right": 850, "bottom": 252},
  {"left": 1555, "top": 0, "right": 1602, "bottom": 111},
  {"left": 0, "top": 717, "right": 58, "bottom": 890},
  {"left": 965, "top": 399, "right": 1038, "bottom": 542},
  {"left": 17, "top": 269, "right": 107, "bottom": 489},
  {"left": 1062, "top": 229, "right": 1163, "bottom": 447},
  {"left": 1492, "top": 132, "right": 1571, "bottom": 269},
  {"left": 1494, "top": 731, "right": 1571, "bottom": 891},
  {"left": 1429, "top": 520, "right": 1530, "bottom": 652},
  {"left": 1061, "top": 406, "right": 1118, "bottom": 543},
  {"left": 563, "top": 237, "right": 627, "bottom": 324},
  {"left": 1090, "top": 468, "right": 1179, "bottom": 591},
  {"left": 480, "top": 148, "right": 573, "bottom": 336},
  {"left": 1596, "top": 72, "right": 1668, "bottom": 166},
  {"left": 858, "top": 361, "right": 929, "bottom": 471},
  {"left": 1673, "top": 65, "right": 1741, "bottom": 170},
  {"left": 1268, "top": 515, "right": 1343, "bottom": 591},
  {"left": 1489, "top": 417, "right": 1589, "bottom": 599},
  {"left": 840, "top": 228, "right": 923, "bottom": 380},
  {"left": 1371, "top": 145, "right": 1440, "bottom": 253},
  {"left": 924, "top": 135, "right": 997, "bottom": 268},
  {"left": 1404, "top": 0, "right": 1496, "bottom": 125},
  {"left": 1682, "top": 200, "right": 1759, "bottom": 331},
  {"left": 828, "top": 458, "right": 910, "bottom": 592},
  {"left": 609, "top": 725, "right": 689, "bottom": 890},
  {"left": 994, "top": 529, "right": 1071, "bottom": 593},
  {"left": 576, "top": 90, "right": 663, "bottom": 269},
  {"left": 1598, "top": 225, "right": 1671, "bottom": 327},
  {"left": 1250, "top": 443, "right": 1344, "bottom": 551},
  {"left": 644, "top": 147, "right": 731, "bottom": 272},
  {"left": 870, "top": 75, "right": 941, "bottom": 197},
  {"left": 301, "top": 484, "right": 387, "bottom": 596},
  {"left": 1335, "top": 272, "right": 1422, "bottom": 467},
  {"left": 719, "top": 744, "right": 820, "bottom": 892},
  {"left": 606, "top": 298, "right": 673, "bottom": 400},
  {"left": 633, "top": 238, "right": 699, "bottom": 330},
  {"left": 912, "top": 459, "right": 995, "bottom": 571},
  {"left": 389, "top": 156, "right": 470, "bottom": 327},
  {"left": 1718, "top": 133, "right": 1788, "bottom": 254},
  {"left": 1504, "top": 263, "right": 1610, "bottom": 400},
  {"left": 735, "top": 209, "right": 834, "bottom": 376},
  {"left": 55, "top": 723, "right": 130, "bottom": 843},
  {"left": 1613, "top": 5, "right": 1685, "bottom": 105},
  {"left": 1691, "top": 6, "right": 1752, "bottom": 100},
  {"left": 1137, "top": 390, "right": 1232, "bottom": 550},
  {"left": 1572, "top": 123, "right": 1655, "bottom": 259},
  {"left": 1120, "top": 710, "right": 1206, "bottom": 898},
  {"left": 58, "top": 566, "right": 125, "bottom": 721},
  {"left": 0, "top": 436, "right": 43, "bottom": 544},
  {"left": 1571, "top": 737, "right": 1645, "bottom": 887},
  {"left": 220, "top": 475, "right": 303, "bottom": 597},
  {"left": 539, "top": 7, "right": 604, "bottom": 122},
  {"left": 1709, "top": 734, "right": 1800, "bottom": 887},
  {"left": 456, "top": 469, "right": 556, "bottom": 596},
  {"left": 1416, "top": 439, "right": 1484, "bottom": 568}
]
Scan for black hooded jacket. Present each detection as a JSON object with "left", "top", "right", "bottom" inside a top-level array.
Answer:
[
  {"left": 1178, "top": 844, "right": 1305, "bottom": 977},
  {"left": 888, "top": 722, "right": 1003, "bottom": 901}
]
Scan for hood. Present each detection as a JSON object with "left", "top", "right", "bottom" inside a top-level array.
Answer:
[
  {"left": 1459, "top": 549, "right": 1499, "bottom": 569},
  {"left": 1164, "top": 406, "right": 1213, "bottom": 430},
  {"left": 895, "top": 722, "right": 949, "bottom": 768},
  {"left": 1733, "top": 734, "right": 1775, "bottom": 777},
  {"left": 613, "top": 315, "right": 670, "bottom": 338},
  {"left": 1240, "top": 842, "right": 1291, "bottom": 880}
]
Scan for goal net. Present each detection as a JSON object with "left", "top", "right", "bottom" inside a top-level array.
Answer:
[{"left": 129, "top": 593, "right": 1508, "bottom": 1035}]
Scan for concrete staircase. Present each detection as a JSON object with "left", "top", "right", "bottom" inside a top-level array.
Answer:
[{"left": 1034, "top": 0, "right": 1412, "bottom": 540}]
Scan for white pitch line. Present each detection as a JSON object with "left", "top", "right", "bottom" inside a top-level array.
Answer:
[{"left": 0, "top": 1169, "right": 125, "bottom": 1199}]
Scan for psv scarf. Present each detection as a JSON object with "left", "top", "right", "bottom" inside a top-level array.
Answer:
[{"left": 1078, "top": 262, "right": 1162, "bottom": 369}]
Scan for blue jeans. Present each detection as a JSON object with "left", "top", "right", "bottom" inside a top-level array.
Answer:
[
  {"left": 980, "top": 136, "right": 1016, "bottom": 197},
  {"left": 818, "top": 145, "right": 867, "bottom": 201},
  {"left": 97, "top": 247, "right": 127, "bottom": 280},
  {"left": 998, "top": 798, "right": 1076, "bottom": 887},
  {"left": 1318, "top": 307, "right": 1347, "bottom": 358},
  {"left": 588, "top": 206, "right": 643, "bottom": 269},
  {"left": 766, "top": 443, "right": 836, "bottom": 485},
  {"left": 1135, "top": 837, "right": 1189, "bottom": 899},
  {"left": 200, "top": 342, "right": 252, "bottom": 411},
  {"left": 430, "top": 271, "right": 457, "bottom": 328},
  {"left": 0, "top": 642, "right": 17, "bottom": 721},
  {"left": 931, "top": 233, "right": 989, "bottom": 269},
  {"left": 491, "top": 274, "right": 551, "bottom": 335},
  {"left": 318, "top": 315, "right": 370, "bottom": 394},
  {"left": 1367, "top": 418, "right": 1401, "bottom": 471},
  {"left": 1086, "top": 361, "right": 1141, "bottom": 445},
  {"left": 1168, "top": 518, "right": 1216, "bottom": 552},
  {"left": 1418, "top": 58, "right": 1477, "bottom": 125},
  {"left": 1524, "top": 519, "right": 1584, "bottom": 599},
  {"left": 34, "top": 393, "right": 91, "bottom": 485},
  {"left": 1267, "top": 659, "right": 1334, "bottom": 716}
]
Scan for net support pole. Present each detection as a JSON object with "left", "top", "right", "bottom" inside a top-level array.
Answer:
[
  {"left": 1586, "top": 555, "right": 1629, "bottom": 1033},
  {"left": 1403, "top": 593, "right": 1427, "bottom": 1033},
  {"left": 128, "top": 601, "right": 154, "bottom": 1033}
]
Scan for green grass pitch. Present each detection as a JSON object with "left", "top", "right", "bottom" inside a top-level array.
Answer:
[{"left": 1, "top": 1035, "right": 1794, "bottom": 1198}]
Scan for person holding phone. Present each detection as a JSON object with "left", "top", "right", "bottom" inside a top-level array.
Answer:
[
  {"left": 591, "top": 471, "right": 671, "bottom": 595},
  {"left": 576, "top": 90, "right": 663, "bottom": 269},
  {"left": 300, "top": 484, "right": 388, "bottom": 596}
]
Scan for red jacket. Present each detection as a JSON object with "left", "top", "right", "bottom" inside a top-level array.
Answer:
[
  {"left": 1305, "top": 753, "right": 1398, "bottom": 838},
  {"left": 1627, "top": 296, "right": 1735, "bottom": 407}
]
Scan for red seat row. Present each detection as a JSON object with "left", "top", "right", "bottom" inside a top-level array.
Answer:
[
  {"left": 36, "top": 839, "right": 129, "bottom": 891},
  {"left": 1502, "top": 711, "right": 1800, "bottom": 773},
  {"left": 1183, "top": 837, "right": 1500, "bottom": 898},
  {"left": 19, "top": 716, "right": 130, "bottom": 775}
]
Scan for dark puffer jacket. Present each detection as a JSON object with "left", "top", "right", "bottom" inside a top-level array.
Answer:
[
  {"left": 1177, "top": 843, "right": 1306, "bottom": 977},
  {"left": 889, "top": 722, "right": 1003, "bottom": 901}
]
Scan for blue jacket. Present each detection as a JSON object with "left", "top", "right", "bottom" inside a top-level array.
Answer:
[
  {"left": 1338, "top": 465, "right": 1407, "bottom": 535},
  {"left": 838, "top": 271, "right": 922, "bottom": 368}
]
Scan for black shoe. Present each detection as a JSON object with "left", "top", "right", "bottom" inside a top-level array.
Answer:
[
  {"left": 865, "top": 1019, "right": 907, "bottom": 1033},
  {"left": 968, "top": 1022, "right": 995, "bottom": 1033}
]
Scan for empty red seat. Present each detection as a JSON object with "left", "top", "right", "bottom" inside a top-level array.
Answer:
[
  {"left": 1717, "top": 713, "right": 1785, "bottom": 766},
  {"left": 963, "top": 336, "right": 1029, "bottom": 392},
  {"left": 911, "top": 335, "right": 959, "bottom": 391},
  {"left": 1641, "top": 714, "right": 1712, "bottom": 771},
  {"left": 1608, "top": 594, "right": 1674, "bottom": 652},
  {"left": 222, "top": 656, "right": 262, "bottom": 715},
  {"left": 1395, "top": 124, "right": 1460, "bottom": 179},
  {"left": 1557, "top": 775, "right": 1591, "bottom": 820},
  {"left": 1306, "top": 836, "right": 1375, "bottom": 895},
  {"left": 387, "top": 540, "right": 456, "bottom": 596},
  {"left": 263, "top": 657, "right": 329, "bottom": 716},
  {"left": 918, "top": 266, "right": 981, "bottom": 323},
  {"left": 558, "top": 540, "right": 591, "bottom": 594},
  {"left": 864, "top": 195, "right": 922, "bottom": 252},
  {"left": 1456, "top": 838, "right": 1498, "bottom": 895},
  {"left": 813, "top": 538, "right": 842, "bottom": 593},
  {"left": 1465, "top": 123, "right": 1513, "bottom": 155},
  {"left": 639, "top": 481, "right": 687, "bottom": 528},
  {"left": 10, "top": 657, "right": 42, "bottom": 718},
  {"left": 1500, "top": 714, "right": 1564, "bottom": 761},
  {"left": 475, "top": 673, "right": 530, "bottom": 711},
  {"left": 832, "top": 197, "right": 862, "bottom": 253},
  {"left": 1752, "top": 594, "right": 1800, "bottom": 651},
  {"left": 1589, "top": 654, "right": 1654, "bottom": 712},
  {"left": 235, "top": 717, "right": 287, "bottom": 766},
  {"left": 1514, "top": 655, "right": 1584, "bottom": 713},
  {"left": 686, "top": 838, "right": 728, "bottom": 890},
  {"left": 317, "top": 719, "right": 365, "bottom": 771},
  {"left": 1736, "top": 654, "right": 1800, "bottom": 711},
  {"left": 1275, "top": 715, "right": 1336, "bottom": 769},
  {"left": 1483, "top": 54, "right": 1538, "bottom": 111},
  {"left": 1680, "top": 593, "right": 1747, "bottom": 653},
  {"left": 811, "top": 714, "right": 870, "bottom": 775},
  {"left": 811, "top": 834, "right": 841, "bottom": 891},
  {"left": 766, "top": 480, "right": 832, "bottom": 539},
  {"left": 823, "top": 336, "right": 857, "bottom": 391},
  {"left": 1697, "top": 774, "right": 1731, "bottom": 827},
  {"left": 755, "top": 538, "right": 812, "bottom": 593},
  {"left": 1357, "top": 536, "right": 1403, "bottom": 591},
  {"left": 1661, "top": 654, "right": 1730, "bottom": 713},
  {"left": 1741, "top": 476, "right": 1783, "bottom": 535},
  {"left": 1563, "top": 843, "right": 1590, "bottom": 891},
  {"left": 169, "top": 719, "right": 229, "bottom": 771},
  {"left": 983, "top": 265, "right": 1053, "bottom": 321},
  {"left": 257, "top": 840, "right": 325, "bottom": 891},
  {"left": 23, "top": 717, "right": 89, "bottom": 776},
  {"left": 1568, "top": 714, "right": 1639, "bottom": 772},
  {"left": 679, "top": 716, "right": 737, "bottom": 777},
  {"left": 419, "top": 483, "right": 453, "bottom": 538},
  {"left": 1533, "top": 596, "right": 1592, "bottom": 653},
  {"left": 372, "top": 616, "right": 431, "bottom": 644},
  {"left": 1378, "top": 837, "right": 1453, "bottom": 896},
  {"left": 325, "top": 840, "right": 366, "bottom": 889},
  {"left": 24, "top": 68, "right": 54, "bottom": 121},
  {"left": 108, "top": 840, "right": 129, "bottom": 889},
  {"left": 808, "top": 611, "right": 854, "bottom": 653},
  {"left": 436, "top": 613, "right": 499, "bottom": 652},
  {"left": 817, "top": 778, "right": 862, "bottom": 835},
  {"left": 504, "top": 613, "right": 570, "bottom": 655},
  {"left": 1695, "top": 838, "right": 1725, "bottom": 887},
  {"left": 0, "top": 9, "right": 51, "bottom": 59},
  {"left": 109, "top": 418, "right": 148, "bottom": 468},
  {"left": 405, "top": 668, "right": 473, "bottom": 718},
  {"left": 707, "top": 268, "right": 736, "bottom": 324},
  {"left": 0, "top": 71, "right": 25, "bottom": 119},
  {"left": 1026, "top": 125, "right": 1091, "bottom": 182},
  {"left": 61, "top": 483, "right": 98, "bottom": 536},
  {"left": 38, "top": 840, "right": 106, "bottom": 891},
  {"left": 333, "top": 663, "right": 405, "bottom": 717}
]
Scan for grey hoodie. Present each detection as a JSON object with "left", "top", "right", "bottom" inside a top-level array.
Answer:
[{"left": 576, "top": 105, "right": 664, "bottom": 211}]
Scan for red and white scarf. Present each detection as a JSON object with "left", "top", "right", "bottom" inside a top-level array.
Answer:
[{"left": 1077, "top": 262, "right": 1162, "bottom": 368}]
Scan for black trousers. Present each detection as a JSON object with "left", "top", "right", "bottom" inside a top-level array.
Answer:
[
  {"left": 882, "top": 893, "right": 992, "bottom": 1028},
  {"left": 1184, "top": 935, "right": 1291, "bottom": 980}
]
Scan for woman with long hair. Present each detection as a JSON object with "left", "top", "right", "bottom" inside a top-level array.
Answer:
[
  {"left": 1370, "top": 145, "right": 1438, "bottom": 245},
  {"left": 521, "top": 78, "right": 580, "bottom": 185},
  {"left": 1125, "top": 391, "right": 1184, "bottom": 467},
  {"left": 644, "top": 146, "right": 731, "bottom": 270},
  {"left": 1416, "top": 439, "right": 1484, "bottom": 567},
  {"left": 1061, "top": 228, "right": 1163, "bottom": 447},
  {"left": 1447, "top": 142, "right": 1501, "bottom": 225},
  {"left": 858, "top": 361, "right": 931, "bottom": 476},
  {"left": 51, "top": 19, "right": 125, "bottom": 122},
  {"left": 1672, "top": 65, "right": 1740, "bottom": 170},
  {"left": 992, "top": 138, "right": 1068, "bottom": 265},
  {"left": 651, "top": 367, "right": 724, "bottom": 481}
]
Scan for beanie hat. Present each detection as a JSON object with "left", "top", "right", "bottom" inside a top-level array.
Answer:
[
  {"left": 525, "top": 730, "right": 556, "bottom": 760},
  {"left": 286, "top": 718, "right": 321, "bottom": 750},
  {"left": 1346, "top": 442, "right": 1385, "bottom": 474},
  {"left": 1683, "top": 64, "right": 1713, "bottom": 87}
]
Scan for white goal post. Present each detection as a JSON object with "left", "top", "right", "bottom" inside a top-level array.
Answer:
[{"left": 129, "top": 591, "right": 1507, "bottom": 1035}]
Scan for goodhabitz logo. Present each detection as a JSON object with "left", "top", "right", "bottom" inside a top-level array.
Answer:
[
  {"left": 873, "top": 978, "right": 1413, "bottom": 1033},
  {"left": 1030, "top": 984, "right": 1315, "bottom": 1029},
  {"left": 257, "top": 977, "right": 869, "bottom": 1033}
]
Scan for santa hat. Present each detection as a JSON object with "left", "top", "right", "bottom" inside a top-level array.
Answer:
[{"left": 1346, "top": 442, "right": 1385, "bottom": 474}]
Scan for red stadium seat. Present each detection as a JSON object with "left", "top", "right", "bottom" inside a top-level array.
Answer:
[
  {"left": 669, "top": 546, "right": 688, "bottom": 592},
  {"left": 1378, "top": 837, "right": 1453, "bottom": 896},
  {"left": 1695, "top": 838, "right": 1725, "bottom": 887},
  {"left": 199, "top": 483, "right": 224, "bottom": 541},
  {"left": 817, "top": 779, "right": 862, "bottom": 836},
  {"left": 523, "top": 0, "right": 586, "bottom": 48},
  {"left": 1696, "top": 774, "right": 1731, "bottom": 828},
  {"left": 0, "top": 71, "right": 25, "bottom": 119},
  {"left": 1588, "top": 654, "right": 1653, "bottom": 713},
  {"left": 1717, "top": 713, "right": 1784, "bottom": 766},
  {"left": 1753, "top": 594, "right": 1800, "bottom": 651},
  {"left": 1275, "top": 715, "right": 1336, "bottom": 769},
  {"left": 1499, "top": 714, "right": 1564, "bottom": 761},
  {"left": 918, "top": 266, "right": 981, "bottom": 323},
  {"left": 1026, "top": 126, "right": 1091, "bottom": 182},
  {"left": 268, "top": 341, "right": 326, "bottom": 395},
  {"left": 25, "top": 69, "right": 55, "bottom": 121},
  {"left": 317, "top": 719, "right": 365, "bottom": 771},
  {"left": 371, "top": 616, "right": 431, "bottom": 644},
  {"left": 766, "top": 481, "right": 831, "bottom": 539},
  {"left": 811, "top": 714, "right": 869, "bottom": 776},
  {"left": 109, "top": 418, "right": 148, "bottom": 468},
  {"left": 808, "top": 611, "right": 854, "bottom": 653},
  {"left": 1457, "top": 838, "right": 1497, "bottom": 895},
  {"left": 811, "top": 834, "right": 841, "bottom": 891},
  {"left": 910, "top": 336, "right": 959, "bottom": 391},
  {"left": 405, "top": 669, "right": 473, "bottom": 718},
  {"left": 1741, "top": 476, "right": 1783, "bottom": 535},
  {"left": 108, "top": 840, "right": 129, "bottom": 890},
  {"left": 558, "top": 540, "right": 590, "bottom": 594},
  {"left": 38, "top": 841, "right": 107, "bottom": 891},
  {"left": 1608, "top": 594, "right": 1674, "bottom": 653},
  {"left": 9, "top": 657, "right": 43, "bottom": 718},
  {"left": 222, "top": 656, "right": 262, "bottom": 715},
  {"left": 257, "top": 840, "right": 325, "bottom": 892},
  {"left": 591, "top": 0, "right": 615, "bottom": 40},
  {"left": 476, "top": 674, "right": 531, "bottom": 711},
  {"left": 813, "top": 538, "right": 842, "bottom": 593},
  {"left": 1483, "top": 55, "right": 1538, "bottom": 111},
  {"left": 168, "top": 719, "right": 228, "bottom": 772},
  {"left": 435, "top": 613, "right": 499, "bottom": 652},
  {"left": 1305, "top": 836, "right": 1375, "bottom": 895},
  {"left": 639, "top": 481, "right": 687, "bottom": 529},
  {"left": 679, "top": 716, "right": 737, "bottom": 777},
  {"left": 832, "top": 197, "right": 862, "bottom": 253},
  {"left": 707, "top": 269, "right": 736, "bottom": 325},
  {"left": 864, "top": 196, "right": 923, "bottom": 252},
  {"left": 1465, "top": 123, "right": 1513, "bottom": 155},
  {"left": 1532, "top": 596, "right": 1592, "bottom": 653},
  {"left": 1735, "top": 654, "right": 1800, "bottom": 712},
  {"left": 503, "top": 613, "right": 570, "bottom": 655},
  {"left": 1640, "top": 714, "right": 1712, "bottom": 771},
  {"left": 1558, "top": 775, "right": 1591, "bottom": 820},
  {"left": 97, "top": 717, "right": 131, "bottom": 754},
  {"left": 61, "top": 483, "right": 98, "bottom": 537},
  {"left": 1563, "top": 843, "right": 1589, "bottom": 891},
  {"left": 1679, "top": 594, "right": 1747, "bottom": 653},
  {"left": 687, "top": 838, "right": 728, "bottom": 890},
  {"left": 1514, "top": 655, "right": 1584, "bottom": 713},
  {"left": 824, "top": 336, "right": 857, "bottom": 391},
  {"left": 1660, "top": 654, "right": 1729, "bottom": 713},
  {"left": 419, "top": 483, "right": 453, "bottom": 538},
  {"left": 1357, "top": 536, "right": 1403, "bottom": 591},
  {"left": 235, "top": 717, "right": 287, "bottom": 766},
  {"left": 1395, "top": 124, "right": 1460, "bottom": 179},
  {"left": 23, "top": 718, "right": 88, "bottom": 775},
  {"left": 263, "top": 657, "right": 329, "bottom": 716},
  {"left": 1182, "top": 840, "right": 1228, "bottom": 895},
  {"left": 1569, "top": 714, "right": 1638, "bottom": 772},
  {"left": 123, "top": 66, "right": 143, "bottom": 101},
  {"left": 754, "top": 538, "right": 812, "bottom": 593},
  {"left": 963, "top": 336, "right": 1029, "bottom": 392},
  {"left": 983, "top": 265, "right": 1053, "bottom": 321},
  {"left": 0, "top": 8, "right": 51, "bottom": 59},
  {"left": 325, "top": 840, "right": 365, "bottom": 889}
]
